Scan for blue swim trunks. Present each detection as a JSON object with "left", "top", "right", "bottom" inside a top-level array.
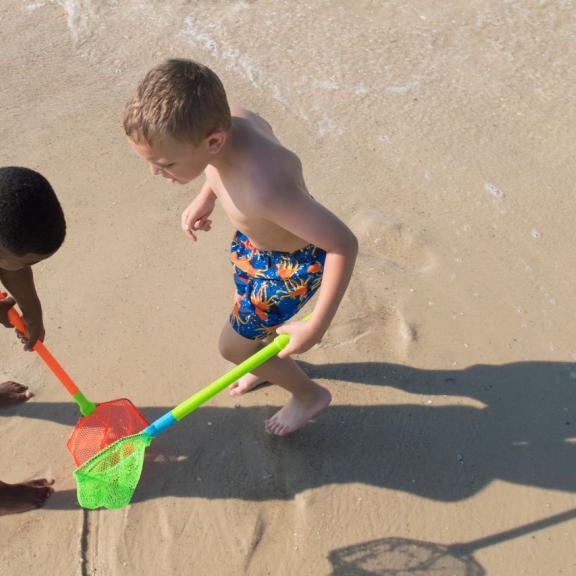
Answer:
[{"left": 229, "top": 231, "right": 326, "bottom": 340}]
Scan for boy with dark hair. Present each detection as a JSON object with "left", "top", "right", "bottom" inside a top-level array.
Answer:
[
  {"left": 0, "top": 166, "right": 66, "bottom": 515},
  {"left": 125, "top": 59, "right": 358, "bottom": 436}
]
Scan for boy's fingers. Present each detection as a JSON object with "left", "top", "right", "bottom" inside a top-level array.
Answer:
[
  {"left": 277, "top": 345, "right": 295, "bottom": 359},
  {"left": 191, "top": 218, "right": 212, "bottom": 233},
  {"left": 24, "top": 333, "right": 39, "bottom": 350},
  {"left": 0, "top": 317, "right": 13, "bottom": 327},
  {"left": 182, "top": 216, "right": 213, "bottom": 239},
  {"left": 275, "top": 328, "right": 294, "bottom": 359},
  {"left": 181, "top": 219, "right": 197, "bottom": 239}
]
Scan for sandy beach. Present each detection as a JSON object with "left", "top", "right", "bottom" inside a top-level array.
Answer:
[{"left": 1, "top": 1, "right": 576, "bottom": 574}]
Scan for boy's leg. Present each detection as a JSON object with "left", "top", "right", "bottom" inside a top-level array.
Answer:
[
  {"left": 229, "top": 334, "right": 273, "bottom": 396},
  {"left": 0, "top": 381, "right": 54, "bottom": 515},
  {"left": 219, "top": 322, "right": 331, "bottom": 436}
]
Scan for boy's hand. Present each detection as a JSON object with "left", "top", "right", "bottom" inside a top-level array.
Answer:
[
  {"left": 181, "top": 193, "right": 216, "bottom": 241},
  {"left": 0, "top": 297, "right": 44, "bottom": 350},
  {"left": 0, "top": 296, "right": 16, "bottom": 328},
  {"left": 275, "top": 319, "right": 325, "bottom": 359},
  {"left": 20, "top": 316, "right": 45, "bottom": 351}
]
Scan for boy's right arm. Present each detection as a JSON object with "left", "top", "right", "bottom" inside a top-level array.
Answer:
[
  {"left": 0, "top": 266, "right": 45, "bottom": 349},
  {"left": 253, "top": 183, "right": 358, "bottom": 358},
  {"left": 181, "top": 181, "right": 217, "bottom": 241}
]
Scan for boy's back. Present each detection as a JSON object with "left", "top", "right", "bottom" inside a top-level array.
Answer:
[{"left": 204, "top": 104, "right": 313, "bottom": 253}]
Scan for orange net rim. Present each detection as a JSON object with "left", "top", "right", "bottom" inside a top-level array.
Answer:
[{"left": 66, "top": 398, "right": 149, "bottom": 467}]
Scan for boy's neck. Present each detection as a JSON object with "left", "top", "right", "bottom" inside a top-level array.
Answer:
[{"left": 208, "top": 119, "right": 243, "bottom": 173}]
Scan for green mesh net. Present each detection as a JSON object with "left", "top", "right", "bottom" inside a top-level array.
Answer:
[{"left": 74, "top": 432, "right": 153, "bottom": 509}]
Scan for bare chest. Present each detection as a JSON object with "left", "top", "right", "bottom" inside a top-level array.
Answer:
[
  {"left": 204, "top": 167, "right": 306, "bottom": 252},
  {"left": 205, "top": 167, "right": 253, "bottom": 226}
]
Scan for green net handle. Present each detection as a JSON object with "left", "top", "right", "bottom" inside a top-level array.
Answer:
[
  {"left": 73, "top": 391, "right": 98, "bottom": 417},
  {"left": 171, "top": 314, "right": 310, "bottom": 422}
]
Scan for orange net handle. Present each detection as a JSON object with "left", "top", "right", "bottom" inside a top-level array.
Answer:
[
  {"left": 32, "top": 339, "right": 80, "bottom": 396},
  {"left": 1, "top": 291, "right": 79, "bottom": 396}
]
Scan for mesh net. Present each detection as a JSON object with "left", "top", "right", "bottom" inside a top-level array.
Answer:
[
  {"left": 67, "top": 399, "right": 149, "bottom": 466},
  {"left": 74, "top": 432, "right": 153, "bottom": 509}
]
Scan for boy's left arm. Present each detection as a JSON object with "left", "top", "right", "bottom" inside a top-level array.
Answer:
[
  {"left": 0, "top": 266, "right": 45, "bottom": 350},
  {"left": 258, "top": 189, "right": 358, "bottom": 358}
]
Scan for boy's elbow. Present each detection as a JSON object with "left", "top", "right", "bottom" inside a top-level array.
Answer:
[
  {"left": 350, "top": 231, "right": 359, "bottom": 257},
  {"left": 334, "top": 229, "right": 358, "bottom": 260},
  {"left": 344, "top": 228, "right": 358, "bottom": 257}
]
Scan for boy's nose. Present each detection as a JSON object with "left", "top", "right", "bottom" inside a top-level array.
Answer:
[{"left": 150, "top": 164, "right": 162, "bottom": 176}]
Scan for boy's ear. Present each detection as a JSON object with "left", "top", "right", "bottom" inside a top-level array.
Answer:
[{"left": 206, "top": 130, "right": 226, "bottom": 154}]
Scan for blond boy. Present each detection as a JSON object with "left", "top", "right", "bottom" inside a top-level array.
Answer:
[{"left": 124, "top": 59, "right": 357, "bottom": 436}]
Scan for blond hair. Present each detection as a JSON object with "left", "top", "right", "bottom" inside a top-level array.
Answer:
[{"left": 124, "top": 59, "right": 231, "bottom": 145}]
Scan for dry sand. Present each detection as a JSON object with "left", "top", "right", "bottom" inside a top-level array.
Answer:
[{"left": 1, "top": 1, "right": 576, "bottom": 574}]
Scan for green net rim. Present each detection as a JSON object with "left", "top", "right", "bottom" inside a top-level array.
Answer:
[{"left": 74, "top": 431, "right": 153, "bottom": 473}]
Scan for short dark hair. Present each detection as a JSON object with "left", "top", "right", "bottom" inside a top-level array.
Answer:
[{"left": 0, "top": 167, "right": 66, "bottom": 256}]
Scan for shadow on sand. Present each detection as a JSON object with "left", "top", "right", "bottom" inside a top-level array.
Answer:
[
  {"left": 327, "top": 507, "right": 576, "bottom": 575},
  {"left": 5, "top": 359, "right": 576, "bottom": 508}
]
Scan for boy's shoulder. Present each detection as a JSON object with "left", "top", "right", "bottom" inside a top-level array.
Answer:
[
  {"left": 230, "top": 104, "right": 273, "bottom": 131},
  {"left": 230, "top": 105, "right": 302, "bottom": 176},
  {"left": 224, "top": 105, "right": 308, "bottom": 208}
]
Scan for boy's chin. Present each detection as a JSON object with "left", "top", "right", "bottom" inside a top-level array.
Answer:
[{"left": 170, "top": 177, "right": 193, "bottom": 185}]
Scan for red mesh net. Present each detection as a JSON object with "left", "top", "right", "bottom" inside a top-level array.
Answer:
[{"left": 67, "top": 399, "right": 149, "bottom": 467}]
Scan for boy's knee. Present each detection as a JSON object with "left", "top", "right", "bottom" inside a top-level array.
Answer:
[
  {"left": 219, "top": 324, "right": 261, "bottom": 364},
  {"left": 219, "top": 330, "right": 242, "bottom": 363}
]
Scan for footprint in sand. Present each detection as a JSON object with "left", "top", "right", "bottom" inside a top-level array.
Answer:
[
  {"left": 315, "top": 211, "right": 430, "bottom": 362},
  {"left": 350, "top": 211, "right": 436, "bottom": 275},
  {"left": 318, "top": 306, "right": 418, "bottom": 362}
]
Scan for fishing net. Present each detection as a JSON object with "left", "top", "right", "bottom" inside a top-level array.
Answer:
[
  {"left": 74, "top": 432, "right": 152, "bottom": 510},
  {"left": 67, "top": 398, "right": 149, "bottom": 466},
  {"left": 72, "top": 324, "right": 299, "bottom": 510}
]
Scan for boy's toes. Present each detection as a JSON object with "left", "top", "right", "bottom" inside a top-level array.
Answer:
[
  {"left": 265, "top": 416, "right": 289, "bottom": 436},
  {"left": 0, "top": 381, "right": 33, "bottom": 408},
  {"left": 229, "top": 383, "right": 240, "bottom": 396},
  {"left": 27, "top": 479, "right": 55, "bottom": 489},
  {"left": 264, "top": 417, "right": 276, "bottom": 434},
  {"left": 229, "top": 375, "right": 268, "bottom": 396}
]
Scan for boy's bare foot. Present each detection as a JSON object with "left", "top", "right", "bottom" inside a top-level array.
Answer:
[
  {"left": 0, "top": 381, "right": 33, "bottom": 408},
  {"left": 0, "top": 479, "right": 55, "bottom": 515},
  {"left": 265, "top": 384, "right": 331, "bottom": 436},
  {"left": 229, "top": 373, "right": 269, "bottom": 396}
]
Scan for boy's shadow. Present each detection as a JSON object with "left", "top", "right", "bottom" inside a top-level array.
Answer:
[{"left": 7, "top": 360, "right": 576, "bottom": 506}]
